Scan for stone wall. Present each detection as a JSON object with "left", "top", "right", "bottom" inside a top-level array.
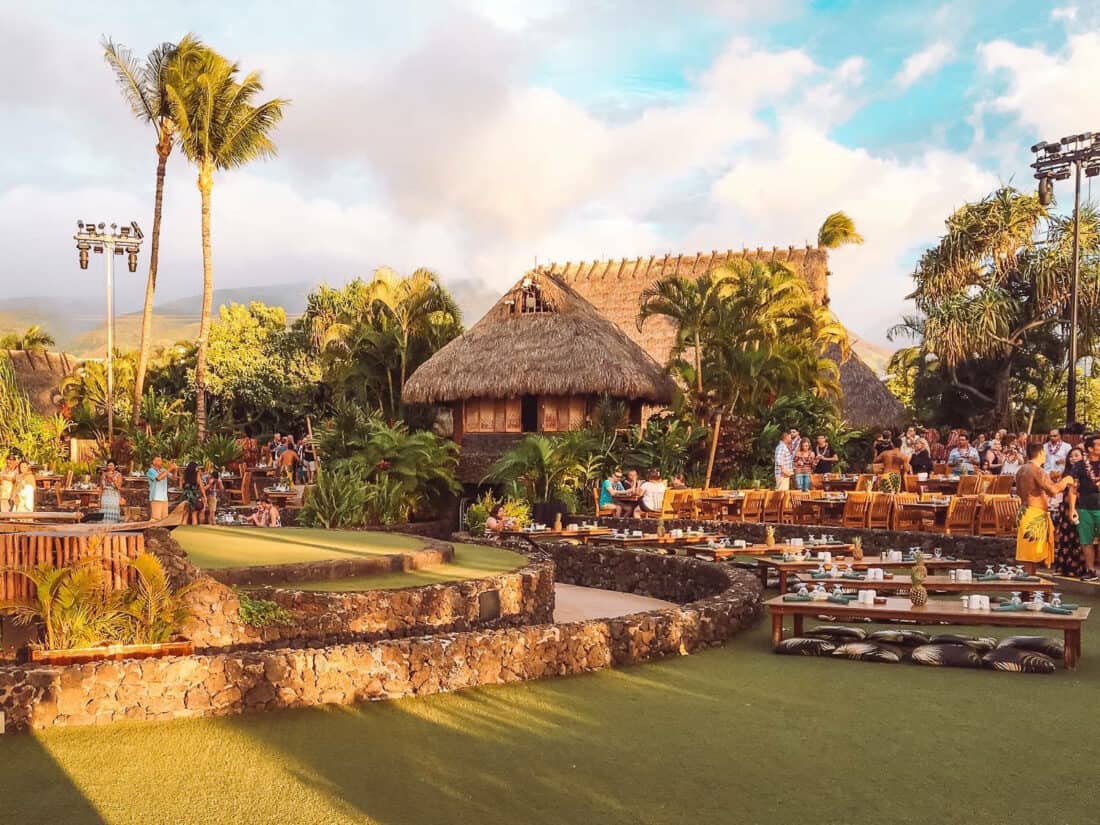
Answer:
[
  {"left": 0, "top": 543, "right": 761, "bottom": 730},
  {"left": 587, "top": 517, "right": 1017, "bottom": 569}
]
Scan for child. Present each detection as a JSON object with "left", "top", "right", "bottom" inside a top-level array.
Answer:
[{"left": 793, "top": 440, "right": 816, "bottom": 492}]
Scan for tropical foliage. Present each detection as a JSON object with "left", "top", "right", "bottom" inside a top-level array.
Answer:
[
  {"left": 464, "top": 492, "right": 531, "bottom": 535},
  {"left": 0, "top": 326, "right": 56, "bottom": 351},
  {"left": 297, "top": 467, "right": 368, "bottom": 529},
  {"left": 0, "top": 357, "right": 68, "bottom": 465},
  {"left": 889, "top": 186, "right": 1100, "bottom": 429}
]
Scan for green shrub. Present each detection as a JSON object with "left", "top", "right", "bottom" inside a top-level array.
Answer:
[
  {"left": 298, "top": 467, "right": 367, "bottom": 528},
  {"left": 363, "top": 476, "right": 407, "bottom": 526},
  {"left": 464, "top": 492, "right": 530, "bottom": 536},
  {"left": 198, "top": 433, "right": 243, "bottom": 470},
  {"left": 237, "top": 592, "right": 293, "bottom": 627}
]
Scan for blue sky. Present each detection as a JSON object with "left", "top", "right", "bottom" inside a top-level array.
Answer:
[{"left": 2, "top": 0, "right": 1098, "bottom": 346}]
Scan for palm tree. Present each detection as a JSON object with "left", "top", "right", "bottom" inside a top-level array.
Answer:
[
  {"left": 102, "top": 37, "right": 190, "bottom": 421},
  {"left": 0, "top": 325, "right": 55, "bottom": 351},
  {"left": 165, "top": 44, "right": 287, "bottom": 439},
  {"left": 817, "top": 211, "right": 864, "bottom": 249}
]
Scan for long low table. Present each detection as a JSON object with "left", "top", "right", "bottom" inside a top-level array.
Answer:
[
  {"left": 766, "top": 595, "right": 1090, "bottom": 669},
  {"left": 790, "top": 574, "right": 1054, "bottom": 596},
  {"left": 589, "top": 532, "right": 720, "bottom": 549},
  {"left": 499, "top": 527, "right": 611, "bottom": 545},
  {"left": 756, "top": 556, "right": 972, "bottom": 594}
]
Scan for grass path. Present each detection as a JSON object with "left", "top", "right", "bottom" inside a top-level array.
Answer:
[{"left": 2, "top": 589, "right": 1098, "bottom": 823}]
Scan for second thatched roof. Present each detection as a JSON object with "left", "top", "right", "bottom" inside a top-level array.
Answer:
[
  {"left": 3, "top": 349, "right": 78, "bottom": 416},
  {"left": 403, "top": 274, "right": 677, "bottom": 405}
]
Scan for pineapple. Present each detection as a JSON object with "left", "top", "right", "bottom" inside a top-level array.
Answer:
[
  {"left": 851, "top": 535, "right": 864, "bottom": 561},
  {"left": 910, "top": 554, "right": 928, "bottom": 607},
  {"left": 765, "top": 525, "right": 776, "bottom": 547}
]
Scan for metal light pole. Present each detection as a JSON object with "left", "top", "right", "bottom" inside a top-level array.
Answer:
[
  {"left": 73, "top": 221, "right": 144, "bottom": 444},
  {"left": 1031, "top": 132, "right": 1100, "bottom": 427}
]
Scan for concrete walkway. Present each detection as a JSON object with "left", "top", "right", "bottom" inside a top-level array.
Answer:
[{"left": 553, "top": 583, "right": 675, "bottom": 623}]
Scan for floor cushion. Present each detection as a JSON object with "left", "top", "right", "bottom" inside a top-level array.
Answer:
[
  {"left": 775, "top": 637, "right": 836, "bottom": 656},
  {"left": 831, "top": 642, "right": 903, "bottom": 663},
  {"left": 995, "top": 636, "right": 1065, "bottom": 660},
  {"left": 868, "top": 629, "right": 930, "bottom": 647},
  {"left": 928, "top": 634, "right": 997, "bottom": 653},
  {"left": 981, "top": 647, "right": 1058, "bottom": 673},
  {"left": 911, "top": 644, "right": 983, "bottom": 668},
  {"left": 805, "top": 625, "right": 867, "bottom": 642}
]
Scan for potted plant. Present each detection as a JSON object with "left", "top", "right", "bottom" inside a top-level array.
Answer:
[{"left": 484, "top": 435, "right": 586, "bottom": 525}]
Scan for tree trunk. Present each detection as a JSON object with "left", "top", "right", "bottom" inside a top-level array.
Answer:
[
  {"left": 704, "top": 411, "right": 723, "bottom": 490},
  {"left": 132, "top": 130, "right": 172, "bottom": 423},
  {"left": 993, "top": 357, "right": 1014, "bottom": 427},
  {"left": 194, "top": 163, "right": 215, "bottom": 441}
]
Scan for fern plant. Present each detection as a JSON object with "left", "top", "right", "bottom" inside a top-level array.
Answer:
[
  {"left": 198, "top": 433, "right": 243, "bottom": 470},
  {"left": 122, "top": 552, "right": 193, "bottom": 644},
  {"left": 363, "top": 476, "right": 408, "bottom": 525}
]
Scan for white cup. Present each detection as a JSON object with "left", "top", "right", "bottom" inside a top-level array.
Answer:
[
  {"left": 822, "top": 552, "right": 832, "bottom": 564},
  {"left": 917, "top": 472, "right": 928, "bottom": 481},
  {"left": 961, "top": 595, "right": 970, "bottom": 608},
  {"left": 733, "top": 539, "right": 746, "bottom": 548},
  {"left": 980, "top": 596, "right": 991, "bottom": 610},
  {"left": 790, "top": 537, "right": 803, "bottom": 547},
  {"left": 968, "top": 595, "right": 983, "bottom": 610}
]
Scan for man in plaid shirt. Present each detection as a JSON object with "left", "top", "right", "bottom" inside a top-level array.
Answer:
[{"left": 774, "top": 431, "right": 794, "bottom": 491}]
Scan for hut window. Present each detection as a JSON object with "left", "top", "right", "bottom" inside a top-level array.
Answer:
[
  {"left": 539, "top": 396, "right": 585, "bottom": 432},
  {"left": 518, "top": 279, "right": 554, "bottom": 314},
  {"left": 521, "top": 396, "right": 538, "bottom": 432},
  {"left": 464, "top": 398, "right": 522, "bottom": 433}
]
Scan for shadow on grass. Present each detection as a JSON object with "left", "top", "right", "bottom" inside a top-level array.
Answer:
[{"left": 0, "top": 732, "right": 105, "bottom": 823}]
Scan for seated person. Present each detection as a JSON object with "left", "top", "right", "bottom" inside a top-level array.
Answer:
[
  {"left": 247, "top": 498, "right": 282, "bottom": 528},
  {"left": 669, "top": 473, "right": 688, "bottom": 490},
  {"left": 636, "top": 469, "right": 667, "bottom": 516},
  {"left": 598, "top": 470, "right": 625, "bottom": 516},
  {"left": 621, "top": 469, "right": 640, "bottom": 494},
  {"left": 484, "top": 504, "right": 515, "bottom": 534}
]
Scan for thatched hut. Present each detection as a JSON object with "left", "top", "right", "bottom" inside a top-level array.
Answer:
[
  {"left": 404, "top": 274, "right": 676, "bottom": 482},
  {"left": 531, "top": 246, "right": 905, "bottom": 428},
  {"left": 3, "top": 349, "right": 77, "bottom": 416}
]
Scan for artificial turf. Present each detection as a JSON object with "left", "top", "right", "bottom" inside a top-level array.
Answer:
[{"left": 2, "top": 590, "right": 1097, "bottom": 824}]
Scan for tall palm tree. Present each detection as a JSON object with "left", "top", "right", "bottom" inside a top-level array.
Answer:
[
  {"left": 817, "top": 211, "right": 864, "bottom": 249},
  {"left": 102, "top": 36, "right": 192, "bottom": 421},
  {"left": 165, "top": 45, "right": 287, "bottom": 438},
  {"left": 0, "top": 325, "right": 55, "bottom": 351}
]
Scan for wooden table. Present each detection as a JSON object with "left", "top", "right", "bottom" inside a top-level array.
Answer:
[
  {"left": 766, "top": 595, "right": 1090, "bottom": 669},
  {"left": 795, "top": 498, "right": 848, "bottom": 524},
  {"left": 790, "top": 574, "right": 1054, "bottom": 596},
  {"left": 821, "top": 477, "right": 861, "bottom": 492},
  {"left": 0, "top": 510, "right": 84, "bottom": 523},
  {"left": 262, "top": 489, "right": 298, "bottom": 507},
  {"left": 896, "top": 500, "right": 954, "bottom": 529},
  {"left": 32, "top": 474, "right": 61, "bottom": 488},
  {"left": 755, "top": 555, "right": 972, "bottom": 594},
  {"left": 589, "top": 532, "right": 720, "bottom": 549},
  {"left": 920, "top": 477, "right": 960, "bottom": 494},
  {"left": 699, "top": 494, "right": 744, "bottom": 519},
  {"left": 499, "top": 527, "right": 611, "bottom": 545},
  {"left": 62, "top": 488, "right": 101, "bottom": 508}
]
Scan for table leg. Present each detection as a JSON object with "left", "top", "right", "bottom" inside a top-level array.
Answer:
[
  {"left": 771, "top": 613, "right": 784, "bottom": 646},
  {"left": 778, "top": 570, "right": 788, "bottom": 594},
  {"left": 1065, "top": 628, "right": 1080, "bottom": 671},
  {"left": 793, "top": 614, "right": 804, "bottom": 637},
  {"left": 757, "top": 563, "right": 768, "bottom": 589}
]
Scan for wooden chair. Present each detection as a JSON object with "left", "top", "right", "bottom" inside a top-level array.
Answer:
[
  {"left": 841, "top": 492, "right": 871, "bottom": 528},
  {"left": 976, "top": 495, "right": 1002, "bottom": 536},
  {"left": 903, "top": 474, "right": 920, "bottom": 493},
  {"left": 224, "top": 470, "right": 252, "bottom": 506},
  {"left": 639, "top": 491, "right": 675, "bottom": 519},
  {"left": 957, "top": 475, "right": 981, "bottom": 496},
  {"left": 932, "top": 462, "right": 949, "bottom": 476},
  {"left": 740, "top": 490, "right": 766, "bottom": 523},
  {"left": 995, "top": 497, "right": 1022, "bottom": 537},
  {"left": 941, "top": 496, "right": 980, "bottom": 535},
  {"left": 866, "top": 493, "right": 894, "bottom": 530},
  {"left": 991, "top": 474, "right": 1014, "bottom": 495},
  {"left": 671, "top": 490, "right": 697, "bottom": 519},
  {"left": 809, "top": 474, "right": 824, "bottom": 490},
  {"left": 977, "top": 474, "right": 996, "bottom": 494},
  {"left": 783, "top": 492, "right": 805, "bottom": 524},
  {"left": 855, "top": 474, "right": 876, "bottom": 493},
  {"left": 892, "top": 492, "right": 929, "bottom": 531},
  {"left": 55, "top": 470, "right": 77, "bottom": 510},
  {"left": 763, "top": 491, "right": 786, "bottom": 523}
]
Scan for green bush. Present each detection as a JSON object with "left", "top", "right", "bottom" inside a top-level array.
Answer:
[
  {"left": 237, "top": 592, "right": 293, "bottom": 627},
  {"left": 298, "top": 467, "right": 367, "bottom": 528},
  {"left": 464, "top": 492, "right": 530, "bottom": 536},
  {"left": 363, "top": 476, "right": 407, "bottom": 526}
]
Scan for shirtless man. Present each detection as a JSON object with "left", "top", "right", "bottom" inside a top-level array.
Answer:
[
  {"left": 877, "top": 435, "right": 911, "bottom": 491},
  {"left": 1016, "top": 443, "right": 1075, "bottom": 572}
]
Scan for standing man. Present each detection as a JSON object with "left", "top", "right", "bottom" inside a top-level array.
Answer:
[
  {"left": 146, "top": 455, "right": 177, "bottom": 521},
  {"left": 1067, "top": 434, "right": 1100, "bottom": 580},
  {"left": 788, "top": 428, "right": 801, "bottom": 455},
  {"left": 877, "top": 435, "right": 912, "bottom": 491},
  {"left": 1016, "top": 443, "right": 1075, "bottom": 572},
  {"left": 774, "top": 431, "right": 794, "bottom": 491},
  {"left": 814, "top": 434, "right": 839, "bottom": 474},
  {"left": 947, "top": 433, "right": 980, "bottom": 476},
  {"left": 1043, "top": 428, "right": 1071, "bottom": 479},
  {"left": 872, "top": 430, "right": 893, "bottom": 459}
]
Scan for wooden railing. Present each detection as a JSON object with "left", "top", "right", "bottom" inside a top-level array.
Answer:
[{"left": 0, "top": 531, "right": 145, "bottom": 602}]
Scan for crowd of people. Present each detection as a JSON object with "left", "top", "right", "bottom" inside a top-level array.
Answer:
[{"left": 0, "top": 456, "right": 38, "bottom": 513}]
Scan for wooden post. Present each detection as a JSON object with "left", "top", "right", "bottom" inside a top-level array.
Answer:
[{"left": 703, "top": 412, "right": 723, "bottom": 491}]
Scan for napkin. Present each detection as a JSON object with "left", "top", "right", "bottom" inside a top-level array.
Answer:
[
  {"left": 1011, "top": 575, "right": 1041, "bottom": 582},
  {"left": 1057, "top": 603, "right": 1080, "bottom": 610},
  {"left": 811, "top": 572, "right": 830, "bottom": 579},
  {"left": 992, "top": 604, "right": 1024, "bottom": 612},
  {"left": 782, "top": 594, "right": 811, "bottom": 602},
  {"left": 977, "top": 575, "right": 999, "bottom": 582},
  {"left": 1042, "top": 605, "right": 1073, "bottom": 615},
  {"left": 827, "top": 594, "right": 854, "bottom": 605},
  {"left": 841, "top": 572, "right": 866, "bottom": 580}
]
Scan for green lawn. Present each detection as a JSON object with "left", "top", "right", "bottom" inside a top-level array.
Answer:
[
  {"left": 2, "top": 587, "right": 1097, "bottom": 824},
  {"left": 174, "top": 526, "right": 436, "bottom": 569}
]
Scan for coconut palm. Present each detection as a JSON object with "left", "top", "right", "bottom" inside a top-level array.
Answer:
[
  {"left": 817, "top": 211, "right": 864, "bottom": 249},
  {"left": 165, "top": 44, "right": 287, "bottom": 438},
  {"left": 102, "top": 37, "right": 192, "bottom": 420},
  {"left": 0, "top": 325, "right": 55, "bottom": 351}
]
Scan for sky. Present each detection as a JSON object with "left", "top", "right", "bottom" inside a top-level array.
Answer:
[{"left": 3, "top": 0, "right": 1100, "bottom": 346}]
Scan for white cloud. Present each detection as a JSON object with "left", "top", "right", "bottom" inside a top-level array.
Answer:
[
  {"left": 979, "top": 33, "right": 1100, "bottom": 136},
  {"left": 1052, "top": 6, "right": 1078, "bottom": 22},
  {"left": 895, "top": 41, "right": 955, "bottom": 89}
]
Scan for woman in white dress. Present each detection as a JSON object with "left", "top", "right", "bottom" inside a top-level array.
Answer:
[
  {"left": 0, "top": 455, "right": 17, "bottom": 512},
  {"left": 12, "top": 460, "right": 35, "bottom": 513}
]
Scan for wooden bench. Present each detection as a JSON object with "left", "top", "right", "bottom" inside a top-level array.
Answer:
[{"left": 766, "top": 595, "right": 1090, "bottom": 669}]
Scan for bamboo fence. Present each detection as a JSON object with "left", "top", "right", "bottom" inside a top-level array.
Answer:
[{"left": 0, "top": 530, "right": 144, "bottom": 601}]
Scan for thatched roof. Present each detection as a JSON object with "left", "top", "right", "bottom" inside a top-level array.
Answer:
[
  {"left": 533, "top": 247, "right": 906, "bottom": 429},
  {"left": 3, "top": 349, "right": 78, "bottom": 416},
  {"left": 404, "top": 273, "right": 677, "bottom": 404}
]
